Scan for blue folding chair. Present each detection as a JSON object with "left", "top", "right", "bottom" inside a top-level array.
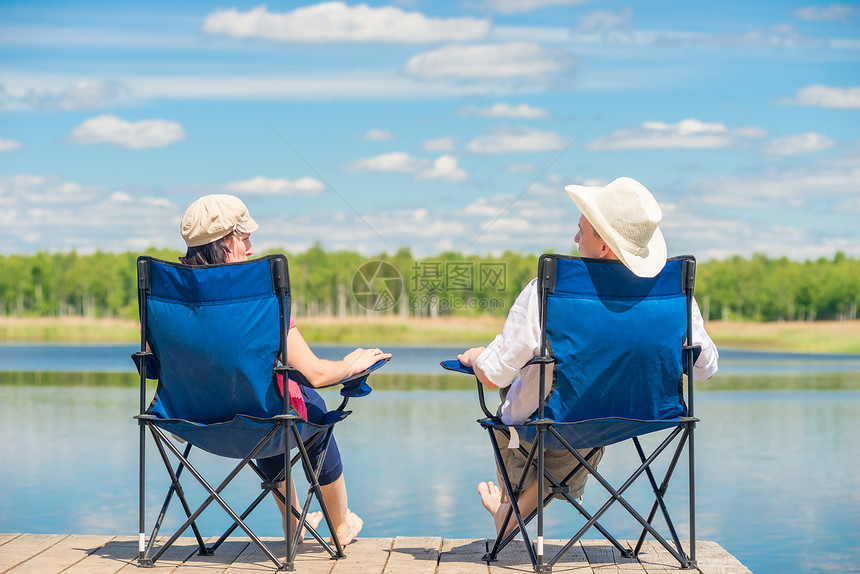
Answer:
[
  {"left": 443, "top": 255, "right": 700, "bottom": 571},
  {"left": 133, "top": 254, "right": 386, "bottom": 571}
]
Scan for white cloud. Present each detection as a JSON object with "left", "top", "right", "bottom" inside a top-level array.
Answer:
[
  {"left": 459, "top": 102, "right": 549, "bottom": 119},
  {"left": 109, "top": 191, "right": 133, "bottom": 203},
  {"left": 695, "top": 150, "right": 860, "bottom": 209},
  {"left": 0, "top": 79, "right": 126, "bottom": 111},
  {"left": 344, "top": 152, "right": 429, "bottom": 174},
  {"left": 0, "top": 174, "right": 182, "bottom": 254},
  {"left": 764, "top": 133, "right": 836, "bottom": 156},
  {"left": 787, "top": 85, "right": 860, "bottom": 109},
  {"left": 69, "top": 114, "right": 185, "bottom": 150},
  {"left": 580, "top": 9, "right": 633, "bottom": 31},
  {"left": 417, "top": 155, "right": 469, "bottom": 183},
  {"left": 587, "top": 118, "right": 767, "bottom": 151},
  {"left": 224, "top": 176, "right": 325, "bottom": 196},
  {"left": 467, "top": 127, "right": 570, "bottom": 153},
  {"left": 5, "top": 70, "right": 548, "bottom": 104},
  {"left": 363, "top": 128, "right": 394, "bottom": 141},
  {"left": 405, "top": 43, "right": 567, "bottom": 80},
  {"left": 479, "top": 0, "right": 588, "bottom": 14},
  {"left": 423, "top": 137, "right": 456, "bottom": 152},
  {"left": 796, "top": 4, "right": 858, "bottom": 22},
  {"left": 343, "top": 152, "right": 468, "bottom": 183},
  {"left": 0, "top": 137, "right": 23, "bottom": 152},
  {"left": 202, "top": 2, "right": 490, "bottom": 44},
  {"left": 0, "top": 174, "right": 94, "bottom": 204}
]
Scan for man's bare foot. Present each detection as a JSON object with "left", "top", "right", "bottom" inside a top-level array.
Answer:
[
  {"left": 478, "top": 481, "right": 502, "bottom": 516},
  {"left": 333, "top": 510, "right": 363, "bottom": 547}
]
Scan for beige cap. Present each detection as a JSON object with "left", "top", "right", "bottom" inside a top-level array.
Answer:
[
  {"left": 180, "top": 194, "right": 259, "bottom": 247},
  {"left": 565, "top": 177, "right": 667, "bottom": 278}
]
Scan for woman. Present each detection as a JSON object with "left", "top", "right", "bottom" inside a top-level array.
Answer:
[{"left": 179, "top": 194, "right": 390, "bottom": 545}]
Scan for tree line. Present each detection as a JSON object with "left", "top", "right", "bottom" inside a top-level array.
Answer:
[{"left": 0, "top": 246, "right": 857, "bottom": 322}]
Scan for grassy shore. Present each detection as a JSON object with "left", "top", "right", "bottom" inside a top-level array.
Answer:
[{"left": 2, "top": 316, "right": 860, "bottom": 354}]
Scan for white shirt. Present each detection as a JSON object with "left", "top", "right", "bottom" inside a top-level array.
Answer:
[{"left": 475, "top": 278, "right": 719, "bottom": 425}]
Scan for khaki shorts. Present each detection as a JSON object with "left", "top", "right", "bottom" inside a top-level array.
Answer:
[{"left": 493, "top": 429, "right": 605, "bottom": 501}]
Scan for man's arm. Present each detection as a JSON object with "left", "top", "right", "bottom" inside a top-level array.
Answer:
[
  {"left": 457, "top": 346, "right": 498, "bottom": 389},
  {"left": 691, "top": 298, "right": 719, "bottom": 380},
  {"left": 459, "top": 279, "right": 541, "bottom": 391}
]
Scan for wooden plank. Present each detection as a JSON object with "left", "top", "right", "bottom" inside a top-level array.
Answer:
[
  {"left": 61, "top": 537, "right": 137, "bottom": 574},
  {"left": 114, "top": 537, "right": 209, "bottom": 574},
  {"left": 487, "top": 539, "right": 535, "bottom": 574},
  {"left": 291, "top": 539, "right": 340, "bottom": 574},
  {"left": 220, "top": 538, "right": 281, "bottom": 574},
  {"left": 694, "top": 540, "right": 752, "bottom": 574},
  {"left": 382, "top": 536, "right": 441, "bottom": 574},
  {"left": 329, "top": 537, "right": 393, "bottom": 574},
  {"left": 172, "top": 540, "right": 250, "bottom": 574},
  {"left": 635, "top": 540, "right": 682, "bottom": 574},
  {"left": 0, "top": 536, "right": 21, "bottom": 548},
  {"left": 577, "top": 540, "right": 646, "bottom": 573},
  {"left": 0, "top": 534, "right": 67, "bottom": 574},
  {"left": 438, "top": 538, "right": 489, "bottom": 574},
  {"left": 0, "top": 535, "right": 755, "bottom": 574},
  {"left": 543, "top": 539, "right": 591, "bottom": 574},
  {"left": 4, "top": 534, "right": 114, "bottom": 574}
]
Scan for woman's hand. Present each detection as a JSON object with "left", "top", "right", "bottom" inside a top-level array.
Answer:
[{"left": 342, "top": 347, "right": 391, "bottom": 377}]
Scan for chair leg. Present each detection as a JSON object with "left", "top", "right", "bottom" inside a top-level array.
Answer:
[
  {"left": 542, "top": 448, "right": 632, "bottom": 559},
  {"left": 146, "top": 440, "right": 211, "bottom": 557},
  {"left": 687, "top": 424, "right": 697, "bottom": 569},
  {"left": 145, "top": 424, "right": 286, "bottom": 569},
  {"left": 632, "top": 433, "right": 688, "bottom": 560},
  {"left": 484, "top": 428, "right": 538, "bottom": 567},
  {"left": 141, "top": 429, "right": 210, "bottom": 563},
  {"left": 289, "top": 424, "right": 346, "bottom": 559},
  {"left": 545, "top": 426, "right": 690, "bottom": 569}
]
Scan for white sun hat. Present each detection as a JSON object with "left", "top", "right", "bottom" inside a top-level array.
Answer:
[
  {"left": 564, "top": 177, "right": 667, "bottom": 278},
  {"left": 180, "top": 194, "right": 259, "bottom": 248}
]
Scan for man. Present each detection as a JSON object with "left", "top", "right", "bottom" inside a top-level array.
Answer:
[{"left": 457, "top": 176, "right": 719, "bottom": 537}]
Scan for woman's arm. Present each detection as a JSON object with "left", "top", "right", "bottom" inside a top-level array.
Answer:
[{"left": 286, "top": 326, "right": 390, "bottom": 388}]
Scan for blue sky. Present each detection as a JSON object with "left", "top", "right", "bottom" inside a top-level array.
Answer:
[{"left": 1, "top": 0, "right": 858, "bottom": 260}]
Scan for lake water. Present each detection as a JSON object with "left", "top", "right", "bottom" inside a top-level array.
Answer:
[{"left": 1, "top": 345, "right": 859, "bottom": 573}]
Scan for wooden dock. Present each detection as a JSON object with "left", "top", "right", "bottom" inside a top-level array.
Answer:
[{"left": 0, "top": 534, "right": 752, "bottom": 574}]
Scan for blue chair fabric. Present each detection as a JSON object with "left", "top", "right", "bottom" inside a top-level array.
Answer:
[
  {"left": 134, "top": 255, "right": 385, "bottom": 570},
  {"left": 442, "top": 254, "right": 700, "bottom": 571}
]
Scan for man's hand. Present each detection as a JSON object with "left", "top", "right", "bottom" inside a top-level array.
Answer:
[
  {"left": 457, "top": 346, "right": 485, "bottom": 367},
  {"left": 456, "top": 346, "right": 497, "bottom": 389}
]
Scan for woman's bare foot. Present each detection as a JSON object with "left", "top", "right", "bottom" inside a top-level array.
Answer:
[
  {"left": 296, "top": 511, "right": 324, "bottom": 543},
  {"left": 478, "top": 481, "right": 502, "bottom": 516},
  {"left": 333, "top": 510, "right": 363, "bottom": 547},
  {"left": 284, "top": 510, "right": 324, "bottom": 543}
]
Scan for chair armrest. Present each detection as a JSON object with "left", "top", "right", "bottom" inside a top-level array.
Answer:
[
  {"left": 440, "top": 360, "right": 495, "bottom": 419},
  {"left": 287, "top": 357, "right": 389, "bottom": 398},
  {"left": 131, "top": 351, "right": 160, "bottom": 380},
  {"left": 682, "top": 345, "right": 702, "bottom": 376},
  {"left": 440, "top": 359, "right": 474, "bottom": 375}
]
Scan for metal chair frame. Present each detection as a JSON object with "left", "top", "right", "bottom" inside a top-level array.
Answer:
[
  {"left": 134, "top": 255, "right": 379, "bottom": 570},
  {"left": 447, "top": 254, "right": 701, "bottom": 572}
]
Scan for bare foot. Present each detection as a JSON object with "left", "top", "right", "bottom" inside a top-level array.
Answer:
[
  {"left": 333, "top": 510, "right": 363, "bottom": 547},
  {"left": 296, "top": 511, "right": 324, "bottom": 543},
  {"left": 478, "top": 481, "right": 502, "bottom": 516}
]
